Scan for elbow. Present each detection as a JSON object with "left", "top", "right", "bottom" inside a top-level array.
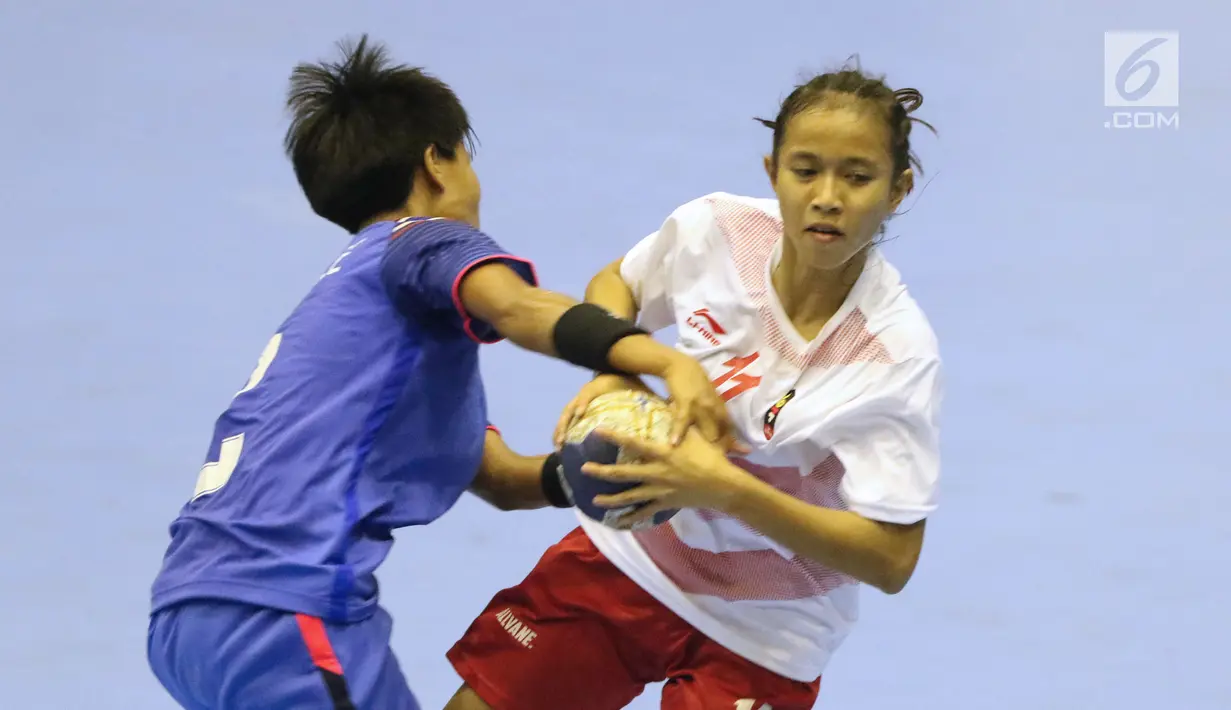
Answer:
[
  {"left": 457, "top": 263, "right": 536, "bottom": 339},
  {"left": 865, "top": 520, "right": 926, "bottom": 595},
  {"left": 874, "top": 563, "right": 913, "bottom": 595},
  {"left": 479, "top": 294, "right": 522, "bottom": 338},
  {"left": 870, "top": 548, "right": 922, "bottom": 595},
  {"left": 585, "top": 258, "right": 625, "bottom": 294}
]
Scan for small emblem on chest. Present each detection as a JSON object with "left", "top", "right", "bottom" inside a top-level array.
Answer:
[
  {"left": 763, "top": 389, "right": 796, "bottom": 440},
  {"left": 685, "top": 308, "right": 725, "bottom": 345}
]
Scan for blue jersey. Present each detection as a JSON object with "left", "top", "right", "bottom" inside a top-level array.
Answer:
[{"left": 150, "top": 217, "right": 536, "bottom": 623}]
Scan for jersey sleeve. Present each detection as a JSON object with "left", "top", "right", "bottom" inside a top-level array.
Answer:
[
  {"left": 830, "top": 356, "right": 943, "bottom": 525},
  {"left": 618, "top": 199, "right": 712, "bottom": 332},
  {"left": 619, "top": 229, "right": 676, "bottom": 332},
  {"left": 381, "top": 219, "right": 539, "bottom": 343}
]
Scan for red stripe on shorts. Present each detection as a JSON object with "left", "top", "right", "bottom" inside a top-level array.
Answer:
[{"left": 295, "top": 613, "right": 345, "bottom": 676}]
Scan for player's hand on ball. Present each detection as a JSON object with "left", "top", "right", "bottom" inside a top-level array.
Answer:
[
  {"left": 582, "top": 427, "right": 751, "bottom": 525},
  {"left": 659, "top": 354, "right": 742, "bottom": 451},
  {"left": 554, "top": 374, "right": 651, "bottom": 447}
]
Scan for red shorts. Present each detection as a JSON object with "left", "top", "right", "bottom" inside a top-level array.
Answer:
[{"left": 447, "top": 528, "right": 821, "bottom": 710}]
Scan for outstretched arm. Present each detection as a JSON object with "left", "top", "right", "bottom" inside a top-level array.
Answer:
[
  {"left": 381, "top": 219, "right": 731, "bottom": 445},
  {"left": 461, "top": 263, "right": 729, "bottom": 446},
  {"left": 458, "top": 262, "right": 680, "bottom": 381}
]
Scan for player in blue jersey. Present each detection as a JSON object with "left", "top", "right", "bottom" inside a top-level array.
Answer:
[{"left": 146, "top": 35, "right": 733, "bottom": 710}]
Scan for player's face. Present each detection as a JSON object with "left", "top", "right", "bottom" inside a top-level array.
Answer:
[{"left": 765, "top": 105, "right": 911, "bottom": 270}]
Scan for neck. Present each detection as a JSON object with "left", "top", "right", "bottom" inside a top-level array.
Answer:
[
  {"left": 359, "top": 209, "right": 413, "bottom": 232},
  {"left": 404, "top": 189, "right": 438, "bottom": 221},
  {"left": 357, "top": 183, "right": 440, "bottom": 232},
  {"left": 771, "top": 238, "right": 867, "bottom": 338}
]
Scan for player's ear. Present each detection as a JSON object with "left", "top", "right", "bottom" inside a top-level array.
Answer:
[
  {"left": 890, "top": 168, "right": 914, "bottom": 212},
  {"left": 422, "top": 144, "right": 448, "bottom": 193},
  {"left": 763, "top": 154, "right": 777, "bottom": 188}
]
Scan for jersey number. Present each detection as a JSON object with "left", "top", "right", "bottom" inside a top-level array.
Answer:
[
  {"left": 190, "top": 333, "right": 282, "bottom": 501},
  {"left": 712, "top": 352, "right": 761, "bottom": 402}
]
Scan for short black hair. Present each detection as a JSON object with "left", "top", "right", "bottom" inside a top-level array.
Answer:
[{"left": 284, "top": 35, "right": 476, "bottom": 233}]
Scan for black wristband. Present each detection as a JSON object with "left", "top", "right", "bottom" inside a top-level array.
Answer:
[
  {"left": 552, "top": 303, "right": 647, "bottom": 375},
  {"left": 540, "top": 452, "right": 570, "bottom": 508}
]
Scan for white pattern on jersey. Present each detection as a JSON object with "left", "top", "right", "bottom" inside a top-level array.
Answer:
[{"left": 579, "top": 192, "right": 943, "bottom": 683}]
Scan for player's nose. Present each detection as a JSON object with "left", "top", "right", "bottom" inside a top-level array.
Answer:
[{"left": 809, "top": 175, "right": 843, "bottom": 214}]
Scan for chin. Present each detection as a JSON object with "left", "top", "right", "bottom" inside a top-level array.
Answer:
[{"left": 790, "top": 235, "right": 868, "bottom": 271}]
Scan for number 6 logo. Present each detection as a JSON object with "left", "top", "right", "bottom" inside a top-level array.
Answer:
[
  {"left": 1104, "top": 31, "right": 1179, "bottom": 108},
  {"left": 1115, "top": 37, "right": 1168, "bottom": 102}
]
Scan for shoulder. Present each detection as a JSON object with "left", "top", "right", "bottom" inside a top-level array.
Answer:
[
  {"left": 854, "top": 251, "right": 941, "bottom": 366},
  {"left": 382, "top": 217, "right": 514, "bottom": 276},
  {"left": 385, "top": 217, "right": 487, "bottom": 252},
  {"left": 667, "top": 191, "right": 780, "bottom": 228},
  {"left": 657, "top": 192, "right": 782, "bottom": 253},
  {"left": 842, "top": 254, "right": 943, "bottom": 412}
]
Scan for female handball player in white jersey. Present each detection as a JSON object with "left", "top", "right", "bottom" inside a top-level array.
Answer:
[{"left": 445, "top": 66, "right": 943, "bottom": 710}]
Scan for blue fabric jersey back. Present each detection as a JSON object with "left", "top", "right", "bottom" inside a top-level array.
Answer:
[{"left": 150, "top": 217, "right": 536, "bottom": 623}]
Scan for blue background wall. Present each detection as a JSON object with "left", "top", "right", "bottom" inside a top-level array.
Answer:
[{"left": 1, "top": 1, "right": 1225, "bottom": 707}]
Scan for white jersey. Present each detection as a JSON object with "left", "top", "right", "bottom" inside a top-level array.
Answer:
[{"left": 579, "top": 192, "right": 943, "bottom": 682}]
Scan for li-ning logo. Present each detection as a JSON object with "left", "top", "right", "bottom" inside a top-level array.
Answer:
[
  {"left": 686, "top": 308, "right": 726, "bottom": 345},
  {"left": 763, "top": 389, "right": 796, "bottom": 440}
]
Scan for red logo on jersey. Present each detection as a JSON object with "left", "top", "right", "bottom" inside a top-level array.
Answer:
[
  {"left": 762, "top": 389, "right": 796, "bottom": 440},
  {"left": 713, "top": 352, "right": 761, "bottom": 402},
  {"left": 686, "top": 308, "right": 726, "bottom": 345}
]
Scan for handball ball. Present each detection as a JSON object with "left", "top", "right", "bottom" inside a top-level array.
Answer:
[{"left": 559, "top": 390, "right": 680, "bottom": 531}]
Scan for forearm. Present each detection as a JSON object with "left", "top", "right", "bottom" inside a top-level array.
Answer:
[
  {"left": 583, "top": 259, "right": 695, "bottom": 381},
  {"left": 460, "top": 263, "right": 682, "bottom": 379},
  {"left": 604, "top": 334, "right": 677, "bottom": 379},
  {"left": 470, "top": 431, "right": 552, "bottom": 511},
  {"left": 579, "top": 260, "right": 657, "bottom": 390},
  {"left": 496, "top": 292, "right": 676, "bottom": 378},
  {"left": 723, "top": 472, "right": 923, "bottom": 594},
  {"left": 482, "top": 286, "right": 575, "bottom": 357},
  {"left": 477, "top": 453, "right": 551, "bottom": 511}
]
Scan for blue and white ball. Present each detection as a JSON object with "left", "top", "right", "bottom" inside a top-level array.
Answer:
[{"left": 558, "top": 390, "right": 679, "bottom": 531}]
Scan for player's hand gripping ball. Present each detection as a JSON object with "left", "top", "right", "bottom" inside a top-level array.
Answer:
[{"left": 559, "top": 390, "right": 679, "bottom": 531}]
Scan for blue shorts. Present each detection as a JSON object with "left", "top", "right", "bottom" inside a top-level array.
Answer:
[{"left": 147, "top": 601, "right": 417, "bottom": 710}]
